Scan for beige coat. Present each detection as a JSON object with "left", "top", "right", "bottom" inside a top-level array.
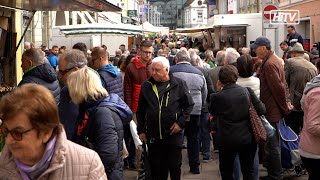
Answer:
[{"left": 0, "top": 128, "right": 107, "bottom": 180}]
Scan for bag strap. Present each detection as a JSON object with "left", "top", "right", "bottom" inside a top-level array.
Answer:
[{"left": 243, "top": 87, "right": 251, "bottom": 104}]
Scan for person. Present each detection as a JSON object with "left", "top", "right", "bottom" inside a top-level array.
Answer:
[
  {"left": 310, "top": 49, "right": 319, "bottom": 65},
  {"left": 284, "top": 42, "right": 317, "bottom": 135},
  {"left": 40, "top": 45, "right": 50, "bottom": 57},
  {"left": 115, "top": 49, "right": 122, "bottom": 58},
  {"left": 24, "top": 42, "right": 32, "bottom": 50},
  {"left": 0, "top": 84, "right": 107, "bottom": 179},
  {"left": 57, "top": 49, "right": 87, "bottom": 140},
  {"left": 204, "top": 50, "right": 216, "bottom": 68},
  {"left": 224, "top": 48, "right": 240, "bottom": 66},
  {"left": 68, "top": 67, "right": 132, "bottom": 180},
  {"left": 167, "top": 48, "right": 177, "bottom": 66},
  {"left": 90, "top": 47, "right": 123, "bottom": 99},
  {"left": 280, "top": 41, "right": 292, "bottom": 61},
  {"left": 171, "top": 50, "right": 207, "bottom": 174},
  {"left": 209, "top": 50, "right": 226, "bottom": 91},
  {"left": 241, "top": 48, "right": 250, "bottom": 56},
  {"left": 209, "top": 65, "right": 265, "bottom": 180},
  {"left": 19, "top": 48, "right": 60, "bottom": 104},
  {"left": 287, "top": 25, "right": 304, "bottom": 47},
  {"left": 137, "top": 56, "right": 194, "bottom": 180},
  {"left": 120, "top": 44, "right": 129, "bottom": 55},
  {"left": 299, "top": 73, "right": 320, "bottom": 179},
  {"left": 251, "top": 36, "right": 291, "bottom": 180},
  {"left": 47, "top": 45, "right": 59, "bottom": 70},
  {"left": 73, "top": 42, "right": 88, "bottom": 57}
]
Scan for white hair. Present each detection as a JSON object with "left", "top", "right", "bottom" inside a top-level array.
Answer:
[
  {"left": 152, "top": 56, "right": 170, "bottom": 72},
  {"left": 225, "top": 48, "right": 240, "bottom": 64},
  {"left": 242, "top": 48, "right": 250, "bottom": 55}
]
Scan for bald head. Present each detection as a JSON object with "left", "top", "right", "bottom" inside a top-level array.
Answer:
[{"left": 90, "top": 47, "right": 109, "bottom": 69}]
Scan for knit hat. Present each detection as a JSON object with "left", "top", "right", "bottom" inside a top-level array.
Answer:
[{"left": 289, "top": 42, "right": 305, "bottom": 53}]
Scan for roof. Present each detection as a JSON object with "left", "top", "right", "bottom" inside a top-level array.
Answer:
[{"left": 183, "top": 0, "right": 195, "bottom": 9}]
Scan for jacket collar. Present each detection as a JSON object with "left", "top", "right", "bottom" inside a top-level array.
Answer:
[
  {"left": 222, "top": 83, "right": 240, "bottom": 91},
  {"left": 147, "top": 72, "right": 178, "bottom": 88},
  {"left": 132, "top": 56, "right": 151, "bottom": 69}
]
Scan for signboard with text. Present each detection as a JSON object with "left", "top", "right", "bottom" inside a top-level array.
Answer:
[{"left": 127, "top": 10, "right": 137, "bottom": 17}]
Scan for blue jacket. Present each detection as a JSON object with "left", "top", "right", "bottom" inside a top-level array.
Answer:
[
  {"left": 287, "top": 32, "right": 303, "bottom": 47},
  {"left": 47, "top": 53, "right": 58, "bottom": 69},
  {"left": 75, "top": 94, "right": 132, "bottom": 179},
  {"left": 19, "top": 63, "right": 60, "bottom": 104},
  {"left": 98, "top": 64, "right": 123, "bottom": 99}
]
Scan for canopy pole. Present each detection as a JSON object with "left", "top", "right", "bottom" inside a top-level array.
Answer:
[{"left": 16, "top": 11, "right": 36, "bottom": 51}]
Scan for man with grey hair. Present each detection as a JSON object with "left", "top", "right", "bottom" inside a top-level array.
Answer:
[
  {"left": 241, "top": 47, "right": 250, "bottom": 55},
  {"left": 209, "top": 50, "right": 226, "bottom": 90},
  {"left": 19, "top": 48, "right": 60, "bottom": 104},
  {"left": 115, "top": 49, "right": 122, "bottom": 58},
  {"left": 171, "top": 50, "right": 207, "bottom": 174},
  {"left": 58, "top": 49, "right": 88, "bottom": 140},
  {"left": 137, "top": 56, "right": 194, "bottom": 180},
  {"left": 24, "top": 42, "right": 31, "bottom": 50},
  {"left": 224, "top": 48, "right": 240, "bottom": 66}
]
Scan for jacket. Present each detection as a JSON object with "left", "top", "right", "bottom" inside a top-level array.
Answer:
[
  {"left": 300, "top": 75, "right": 320, "bottom": 156},
  {"left": 287, "top": 32, "right": 304, "bottom": 47},
  {"left": 18, "top": 63, "right": 60, "bottom": 104},
  {"left": 209, "top": 84, "right": 266, "bottom": 148},
  {"left": 209, "top": 66, "right": 222, "bottom": 91},
  {"left": 258, "top": 51, "right": 290, "bottom": 122},
  {"left": 98, "top": 64, "right": 123, "bottom": 99},
  {"left": 75, "top": 94, "right": 132, "bottom": 180},
  {"left": 124, "top": 56, "right": 151, "bottom": 112},
  {"left": 47, "top": 53, "right": 58, "bottom": 69},
  {"left": 195, "top": 66, "right": 214, "bottom": 112},
  {"left": 136, "top": 74, "right": 194, "bottom": 146},
  {"left": 0, "top": 127, "right": 107, "bottom": 180},
  {"left": 170, "top": 62, "right": 207, "bottom": 115},
  {"left": 285, "top": 56, "right": 317, "bottom": 111},
  {"left": 236, "top": 76, "right": 260, "bottom": 98}
]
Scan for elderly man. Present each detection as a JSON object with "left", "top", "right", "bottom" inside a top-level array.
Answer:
[
  {"left": 58, "top": 49, "right": 88, "bottom": 140},
  {"left": 115, "top": 49, "right": 122, "bottom": 58},
  {"left": 285, "top": 43, "right": 317, "bottom": 134},
  {"left": 209, "top": 51, "right": 226, "bottom": 91},
  {"left": 224, "top": 48, "right": 240, "bottom": 66},
  {"left": 19, "top": 48, "right": 60, "bottom": 104},
  {"left": 310, "top": 49, "right": 319, "bottom": 65},
  {"left": 90, "top": 47, "right": 123, "bottom": 98},
  {"left": 171, "top": 50, "right": 207, "bottom": 174},
  {"left": 251, "top": 36, "right": 291, "bottom": 180},
  {"left": 24, "top": 42, "right": 32, "bottom": 50},
  {"left": 137, "top": 56, "right": 194, "bottom": 180}
]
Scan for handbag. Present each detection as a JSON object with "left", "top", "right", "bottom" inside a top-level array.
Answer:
[{"left": 244, "top": 88, "right": 267, "bottom": 144}]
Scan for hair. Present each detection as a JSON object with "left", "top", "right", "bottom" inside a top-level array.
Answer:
[
  {"left": 280, "top": 41, "right": 289, "bottom": 46},
  {"left": 115, "top": 49, "right": 122, "bottom": 55},
  {"left": 154, "top": 39, "right": 160, "bottom": 45},
  {"left": 253, "top": 60, "right": 263, "bottom": 72},
  {"left": 140, "top": 40, "right": 153, "bottom": 48},
  {"left": 120, "top": 54, "right": 135, "bottom": 72},
  {"left": 59, "top": 49, "right": 88, "bottom": 69},
  {"left": 171, "top": 48, "right": 177, "bottom": 55},
  {"left": 189, "top": 49, "right": 198, "bottom": 66},
  {"left": 218, "top": 65, "right": 239, "bottom": 84},
  {"left": 176, "top": 49, "right": 190, "bottom": 62},
  {"left": 67, "top": 68, "right": 108, "bottom": 105},
  {"left": 52, "top": 45, "right": 58, "bottom": 49},
  {"left": 215, "top": 51, "right": 225, "bottom": 66},
  {"left": 241, "top": 48, "right": 250, "bottom": 55},
  {"left": 72, "top": 42, "right": 87, "bottom": 55},
  {"left": 205, "top": 50, "right": 213, "bottom": 59},
  {"left": 236, "top": 55, "right": 254, "bottom": 78},
  {"left": 91, "top": 47, "right": 108, "bottom": 60},
  {"left": 23, "top": 48, "right": 45, "bottom": 66},
  {"left": 61, "top": 46, "right": 66, "bottom": 50},
  {"left": 152, "top": 56, "right": 170, "bottom": 72},
  {"left": 0, "top": 84, "right": 61, "bottom": 136},
  {"left": 225, "top": 48, "right": 240, "bottom": 65},
  {"left": 316, "top": 59, "right": 320, "bottom": 74},
  {"left": 288, "top": 25, "right": 295, "bottom": 30},
  {"left": 117, "top": 55, "right": 127, "bottom": 69}
]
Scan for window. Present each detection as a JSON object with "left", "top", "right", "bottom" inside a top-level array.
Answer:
[{"left": 197, "top": 11, "right": 203, "bottom": 22}]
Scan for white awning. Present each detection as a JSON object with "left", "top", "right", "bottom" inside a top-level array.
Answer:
[
  {"left": 175, "top": 26, "right": 213, "bottom": 33},
  {"left": 141, "top": 21, "right": 161, "bottom": 34}
]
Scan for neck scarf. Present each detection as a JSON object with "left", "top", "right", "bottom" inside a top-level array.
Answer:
[{"left": 14, "top": 135, "right": 57, "bottom": 180}]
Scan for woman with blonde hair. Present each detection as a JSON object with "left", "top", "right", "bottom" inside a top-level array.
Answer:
[
  {"left": 68, "top": 67, "right": 132, "bottom": 180},
  {"left": 0, "top": 84, "right": 107, "bottom": 179}
]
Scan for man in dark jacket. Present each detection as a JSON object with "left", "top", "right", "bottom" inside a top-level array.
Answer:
[
  {"left": 287, "top": 25, "right": 304, "bottom": 47},
  {"left": 19, "top": 48, "right": 60, "bottom": 104},
  {"left": 90, "top": 47, "right": 123, "bottom": 99},
  {"left": 137, "top": 56, "right": 194, "bottom": 180}
]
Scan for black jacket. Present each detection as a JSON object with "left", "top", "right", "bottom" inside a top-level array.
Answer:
[
  {"left": 209, "top": 84, "right": 266, "bottom": 148},
  {"left": 137, "top": 73, "right": 194, "bottom": 146},
  {"left": 18, "top": 63, "right": 60, "bottom": 104}
]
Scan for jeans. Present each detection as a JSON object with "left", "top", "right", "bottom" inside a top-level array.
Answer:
[
  {"left": 301, "top": 156, "right": 320, "bottom": 180},
  {"left": 185, "top": 115, "right": 200, "bottom": 170},
  {"left": 233, "top": 147, "right": 259, "bottom": 180},
  {"left": 200, "top": 112, "right": 211, "bottom": 159},
  {"left": 123, "top": 124, "right": 136, "bottom": 167}
]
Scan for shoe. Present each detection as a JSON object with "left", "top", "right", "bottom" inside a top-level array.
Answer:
[
  {"left": 202, "top": 158, "right": 213, "bottom": 163},
  {"left": 190, "top": 168, "right": 200, "bottom": 174}
]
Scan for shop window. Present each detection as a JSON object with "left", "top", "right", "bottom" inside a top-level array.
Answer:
[{"left": 197, "top": 11, "right": 203, "bottom": 22}]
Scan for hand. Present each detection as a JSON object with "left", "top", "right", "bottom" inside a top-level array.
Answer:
[
  {"left": 287, "top": 102, "right": 294, "bottom": 111},
  {"left": 216, "top": 80, "right": 223, "bottom": 92},
  {"left": 170, "top": 122, "right": 182, "bottom": 135},
  {"left": 139, "top": 133, "right": 147, "bottom": 143}
]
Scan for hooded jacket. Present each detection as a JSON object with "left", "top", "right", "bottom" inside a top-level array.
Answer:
[
  {"left": 75, "top": 93, "right": 132, "bottom": 180},
  {"left": 98, "top": 64, "right": 123, "bottom": 99},
  {"left": 19, "top": 63, "right": 60, "bottom": 104}
]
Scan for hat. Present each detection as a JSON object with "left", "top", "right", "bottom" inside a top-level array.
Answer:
[
  {"left": 311, "top": 49, "right": 319, "bottom": 56},
  {"left": 250, "top": 37, "right": 271, "bottom": 49},
  {"left": 289, "top": 42, "right": 305, "bottom": 53}
]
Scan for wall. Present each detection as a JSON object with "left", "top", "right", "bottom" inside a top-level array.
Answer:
[{"left": 184, "top": 0, "right": 207, "bottom": 28}]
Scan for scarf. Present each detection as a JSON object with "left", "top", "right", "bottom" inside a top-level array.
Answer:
[{"left": 15, "top": 135, "right": 57, "bottom": 180}]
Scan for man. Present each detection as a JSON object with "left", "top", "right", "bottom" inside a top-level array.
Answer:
[
  {"left": 24, "top": 42, "right": 32, "bottom": 50},
  {"left": 287, "top": 25, "right": 304, "bottom": 47},
  {"left": 171, "top": 50, "right": 207, "bottom": 174},
  {"left": 19, "top": 48, "right": 60, "bottom": 104},
  {"left": 40, "top": 44, "right": 50, "bottom": 57},
  {"left": 251, "top": 36, "right": 291, "bottom": 180},
  {"left": 224, "top": 48, "right": 240, "bottom": 66},
  {"left": 285, "top": 43, "right": 317, "bottom": 134},
  {"left": 91, "top": 47, "right": 123, "bottom": 98},
  {"left": 310, "top": 49, "right": 319, "bottom": 65},
  {"left": 137, "top": 56, "right": 194, "bottom": 180},
  {"left": 115, "top": 49, "right": 122, "bottom": 58},
  {"left": 48, "top": 45, "right": 59, "bottom": 70},
  {"left": 120, "top": 44, "right": 129, "bottom": 55},
  {"left": 58, "top": 49, "right": 88, "bottom": 140},
  {"left": 204, "top": 49, "right": 216, "bottom": 68},
  {"left": 280, "top": 41, "right": 292, "bottom": 61},
  {"left": 209, "top": 50, "right": 226, "bottom": 91},
  {"left": 73, "top": 42, "right": 88, "bottom": 57}
]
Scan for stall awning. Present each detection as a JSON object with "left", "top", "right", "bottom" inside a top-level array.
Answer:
[
  {"left": 142, "top": 21, "right": 161, "bottom": 34},
  {"left": 175, "top": 26, "right": 213, "bottom": 33},
  {"left": 0, "top": 0, "right": 121, "bottom": 12},
  {"left": 59, "top": 23, "right": 143, "bottom": 36},
  {"left": 214, "top": 24, "right": 250, "bottom": 28}
]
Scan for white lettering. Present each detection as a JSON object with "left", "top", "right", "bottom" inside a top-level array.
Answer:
[{"left": 270, "top": 10, "right": 300, "bottom": 25}]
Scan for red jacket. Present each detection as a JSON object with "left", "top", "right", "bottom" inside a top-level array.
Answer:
[{"left": 124, "top": 56, "right": 151, "bottom": 112}]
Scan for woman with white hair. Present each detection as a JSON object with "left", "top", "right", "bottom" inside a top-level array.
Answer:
[{"left": 67, "top": 68, "right": 132, "bottom": 180}]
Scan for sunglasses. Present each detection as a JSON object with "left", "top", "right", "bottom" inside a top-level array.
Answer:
[
  {"left": 58, "top": 67, "right": 75, "bottom": 75},
  {"left": 1, "top": 126, "right": 35, "bottom": 141}
]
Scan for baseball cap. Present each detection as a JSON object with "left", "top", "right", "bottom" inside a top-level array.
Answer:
[
  {"left": 311, "top": 49, "right": 319, "bottom": 55},
  {"left": 250, "top": 37, "right": 271, "bottom": 49}
]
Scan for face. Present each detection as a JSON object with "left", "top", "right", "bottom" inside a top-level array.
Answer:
[
  {"left": 287, "top": 27, "right": 294, "bottom": 34},
  {"left": 3, "top": 113, "right": 52, "bottom": 166},
  {"left": 24, "top": 44, "right": 31, "bottom": 50},
  {"left": 52, "top": 47, "right": 59, "bottom": 55},
  {"left": 21, "top": 54, "right": 32, "bottom": 73},
  {"left": 151, "top": 62, "right": 169, "bottom": 82},
  {"left": 89, "top": 55, "right": 103, "bottom": 70},
  {"left": 58, "top": 58, "right": 79, "bottom": 86},
  {"left": 280, "top": 44, "right": 288, "bottom": 51},
  {"left": 140, "top": 46, "right": 154, "bottom": 62},
  {"left": 254, "top": 46, "right": 268, "bottom": 59}
]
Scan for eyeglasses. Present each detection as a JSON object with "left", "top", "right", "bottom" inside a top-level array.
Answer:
[
  {"left": 141, "top": 50, "right": 153, "bottom": 55},
  {"left": 91, "top": 57, "right": 101, "bottom": 63},
  {"left": 1, "top": 126, "right": 35, "bottom": 141},
  {"left": 58, "top": 67, "right": 75, "bottom": 75}
]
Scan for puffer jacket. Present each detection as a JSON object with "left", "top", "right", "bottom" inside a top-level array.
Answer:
[
  {"left": 74, "top": 94, "right": 132, "bottom": 180},
  {"left": 98, "top": 64, "right": 123, "bottom": 99},
  {"left": 0, "top": 127, "right": 107, "bottom": 180},
  {"left": 18, "top": 63, "right": 60, "bottom": 104},
  {"left": 124, "top": 56, "right": 151, "bottom": 112}
]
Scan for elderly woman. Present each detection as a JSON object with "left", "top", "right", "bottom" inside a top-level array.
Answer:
[
  {"left": 0, "top": 84, "right": 107, "bottom": 179},
  {"left": 67, "top": 68, "right": 132, "bottom": 180},
  {"left": 209, "top": 65, "right": 265, "bottom": 179}
]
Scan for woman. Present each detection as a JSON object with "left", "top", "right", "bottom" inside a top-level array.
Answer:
[
  {"left": 209, "top": 65, "right": 265, "bottom": 180},
  {"left": 299, "top": 73, "right": 320, "bottom": 179},
  {"left": 0, "top": 84, "right": 107, "bottom": 179},
  {"left": 67, "top": 68, "right": 132, "bottom": 180}
]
